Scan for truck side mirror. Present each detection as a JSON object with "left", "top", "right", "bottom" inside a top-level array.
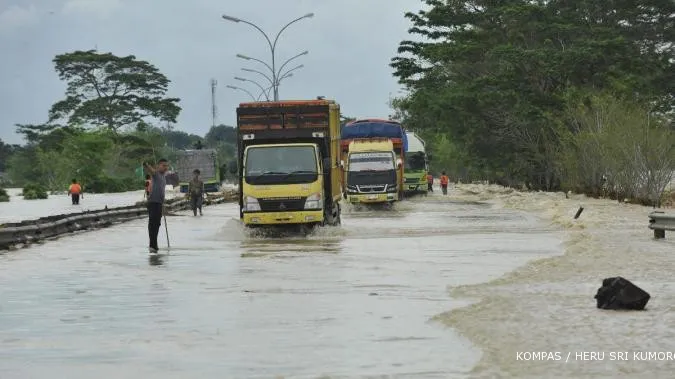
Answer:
[
  {"left": 340, "top": 160, "right": 345, "bottom": 168},
  {"left": 323, "top": 157, "right": 330, "bottom": 172},
  {"left": 396, "top": 158, "right": 402, "bottom": 169},
  {"left": 427, "top": 154, "right": 433, "bottom": 162}
]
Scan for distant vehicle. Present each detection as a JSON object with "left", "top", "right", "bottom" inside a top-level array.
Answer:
[
  {"left": 403, "top": 131, "right": 430, "bottom": 195},
  {"left": 236, "top": 99, "right": 343, "bottom": 228},
  {"left": 174, "top": 149, "right": 220, "bottom": 193},
  {"left": 340, "top": 119, "right": 407, "bottom": 202},
  {"left": 342, "top": 139, "right": 399, "bottom": 204}
]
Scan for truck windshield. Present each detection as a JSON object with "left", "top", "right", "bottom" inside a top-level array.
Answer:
[
  {"left": 405, "top": 152, "right": 426, "bottom": 171},
  {"left": 245, "top": 146, "right": 318, "bottom": 185},
  {"left": 348, "top": 152, "right": 394, "bottom": 172}
]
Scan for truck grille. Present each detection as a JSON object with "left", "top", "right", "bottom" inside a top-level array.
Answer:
[
  {"left": 404, "top": 177, "right": 422, "bottom": 183},
  {"left": 258, "top": 197, "right": 307, "bottom": 212},
  {"left": 356, "top": 185, "right": 386, "bottom": 193}
]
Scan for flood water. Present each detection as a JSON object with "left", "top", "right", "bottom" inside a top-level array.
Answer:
[
  {"left": 0, "top": 188, "right": 180, "bottom": 224},
  {"left": 0, "top": 185, "right": 563, "bottom": 378},
  {"left": 439, "top": 185, "right": 675, "bottom": 378}
]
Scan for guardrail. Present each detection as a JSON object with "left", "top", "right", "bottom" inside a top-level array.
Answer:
[
  {"left": 0, "top": 190, "right": 238, "bottom": 250},
  {"left": 648, "top": 211, "right": 675, "bottom": 239}
]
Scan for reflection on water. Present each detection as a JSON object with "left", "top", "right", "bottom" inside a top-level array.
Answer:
[
  {"left": 0, "top": 185, "right": 566, "bottom": 378},
  {"left": 240, "top": 238, "right": 342, "bottom": 258},
  {"left": 148, "top": 254, "right": 166, "bottom": 266}
]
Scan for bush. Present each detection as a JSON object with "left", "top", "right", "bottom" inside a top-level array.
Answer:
[
  {"left": 0, "top": 188, "right": 9, "bottom": 202},
  {"left": 85, "top": 176, "right": 143, "bottom": 193},
  {"left": 22, "top": 183, "right": 48, "bottom": 200},
  {"left": 557, "top": 94, "right": 674, "bottom": 205}
]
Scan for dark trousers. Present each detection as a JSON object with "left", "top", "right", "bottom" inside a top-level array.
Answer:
[
  {"left": 191, "top": 195, "right": 203, "bottom": 216},
  {"left": 71, "top": 194, "right": 80, "bottom": 205},
  {"left": 427, "top": 183, "right": 433, "bottom": 192},
  {"left": 441, "top": 184, "right": 448, "bottom": 195},
  {"left": 147, "top": 202, "right": 163, "bottom": 250}
]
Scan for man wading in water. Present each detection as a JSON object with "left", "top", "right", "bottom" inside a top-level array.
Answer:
[
  {"left": 144, "top": 159, "right": 168, "bottom": 254},
  {"left": 188, "top": 169, "right": 205, "bottom": 216}
]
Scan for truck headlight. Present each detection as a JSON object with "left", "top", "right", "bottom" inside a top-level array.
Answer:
[
  {"left": 244, "top": 196, "right": 260, "bottom": 211},
  {"left": 346, "top": 185, "right": 357, "bottom": 193},
  {"left": 386, "top": 185, "right": 398, "bottom": 192},
  {"left": 304, "top": 192, "right": 322, "bottom": 210}
]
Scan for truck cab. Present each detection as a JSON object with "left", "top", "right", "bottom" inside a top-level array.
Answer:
[
  {"left": 340, "top": 119, "right": 407, "bottom": 202},
  {"left": 343, "top": 139, "right": 399, "bottom": 204},
  {"left": 403, "top": 131, "right": 429, "bottom": 195},
  {"left": 237, "top": 100, "right": 343, "bottom": 228}
]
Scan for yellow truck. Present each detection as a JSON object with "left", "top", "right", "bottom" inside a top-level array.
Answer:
[
  {"left": 236, "top": 99, "right": 343, "bottom": 227},
  {"left": 342, "top": 139, "right": 399, "bottom": 204}
]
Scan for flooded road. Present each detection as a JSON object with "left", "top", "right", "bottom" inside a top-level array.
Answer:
[
  {"left": 0, "top": 188, "right": 180, "bottom": 224},
  {"left": 440, "top": 185, "right": 675, "bottom": 378},
  {"left": 0, "top": 186, "right": 562, "bottom": 378}
]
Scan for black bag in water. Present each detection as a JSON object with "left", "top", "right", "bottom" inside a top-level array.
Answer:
[{"left": 594, "top": 277, "right": 650, "bottom": 310}]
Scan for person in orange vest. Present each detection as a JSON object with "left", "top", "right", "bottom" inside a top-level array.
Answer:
[
  {"left": 68, "top": 179, "right": 83, "bottom": 205},
  {"left": 440, "top": 171, "right": 449, "bottom": 195},
  {"left": 426, "top": 173, "right": 434, "bottom": 192}
]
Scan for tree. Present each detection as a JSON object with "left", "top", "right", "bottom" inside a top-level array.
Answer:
[
  {"left": 0, "top": 139, "right": 21, "bottom": 172},
  {"left": 204, "top": 124, "right": 237, "bottom": 147},
  {"left": 390, "top": 0, "right": 675, "bottom": 193},
  {"left": 48, "top": 50, "right": 181, "bottom": 133}
]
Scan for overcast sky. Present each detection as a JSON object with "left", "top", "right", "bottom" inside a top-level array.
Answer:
[{"left": 0, "top": 0, "right": 423, "bottom": 145}]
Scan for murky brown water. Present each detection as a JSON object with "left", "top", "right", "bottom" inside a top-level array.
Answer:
[
  {"left": 438, "top": 184, "right": 675, "bottom": 379},
  {"left": 0, "top": 185, "right": 563, "bottom": 378}
]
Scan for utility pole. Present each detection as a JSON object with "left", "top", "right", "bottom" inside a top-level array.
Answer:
[{"left": 210, "top": 78, "right": 218, "bottom": 128}]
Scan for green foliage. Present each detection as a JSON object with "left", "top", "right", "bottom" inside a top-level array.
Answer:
[
  {"left": 86, "top": 176, "right": 143, "bottom": 193},
  {"left": 0, "top": 139, "right": 20, "bottom": 172},
  {"left": 3, "top": 53, "right": 237, "bottom": 195},
  {"left": 48, "top": 50, "right": 181, "bottom": 133},
  {"left": 22, "top": 183, "right": 48, "bottom": 200},
  {"left": 391, "top": 0, "right": 675, "bottom": 200},
  {"left": 0, "top": 188, "right": 9, "bottom": 202},
  {"left": 204, "top": 124, "right": 236, "bottom": 146},
  {"left": 557, "top": 94, "right": 674, "bottom": 204}
]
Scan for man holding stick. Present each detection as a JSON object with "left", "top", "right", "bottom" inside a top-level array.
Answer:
[{"left": 143, "top": 159, "right": 169, "bottom": 254}]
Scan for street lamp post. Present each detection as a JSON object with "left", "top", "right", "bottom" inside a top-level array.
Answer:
[
  {"left": 227, "top": 71, "right": 297, "bottom": 102},
  {"left": 226, "top": 85, "right": 256, "bottom": 101},
  {"left": 241, "top": 63, "right": 304, "bottom": 88},
  {"left": 221, "top": 12, "right": 314, "bottom": 100},
  {"left": 237, "top": 51, "right": 308, "bottom": 96},
  {"left": 234, "top": 77, "right": 270, "bottom": 101}
]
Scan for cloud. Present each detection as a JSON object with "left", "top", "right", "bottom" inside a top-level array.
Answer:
[
  {"left": 61, "top": 0, "right": 122, "bottom": 18},
  {"left": 0, "top": 5, "right": 40, "bottom": 33}
]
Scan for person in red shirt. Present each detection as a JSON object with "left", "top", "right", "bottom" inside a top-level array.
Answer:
[
  {"left": 426, "top": 173, "right": 434, "bottom": 192},
  {"left": 68, "top": 179, "right": 83, "bottom": 205},
  {"left": 440, "top": 171, "right": 449, "bottom": 195}
]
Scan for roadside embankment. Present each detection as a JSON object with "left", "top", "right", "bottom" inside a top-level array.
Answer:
[{"left": 436, "top": 183, "right": 675, "bottom": 378}]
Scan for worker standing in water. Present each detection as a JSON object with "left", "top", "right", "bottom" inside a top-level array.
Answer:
[
  {"left": 68, "top": 179, "right": 83, "bottom": 205},
  {"left": 144, "top": 159, "right": 169, "bottom": 254},
  {"left": 440, "top": 171, "right": 449, "bottom": 195},
  {"left": 426, "top": 173, "right": 434, "bottom": 192},
  {"left": 187, "top": 169, "right": 205, "bottom": 216}
]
